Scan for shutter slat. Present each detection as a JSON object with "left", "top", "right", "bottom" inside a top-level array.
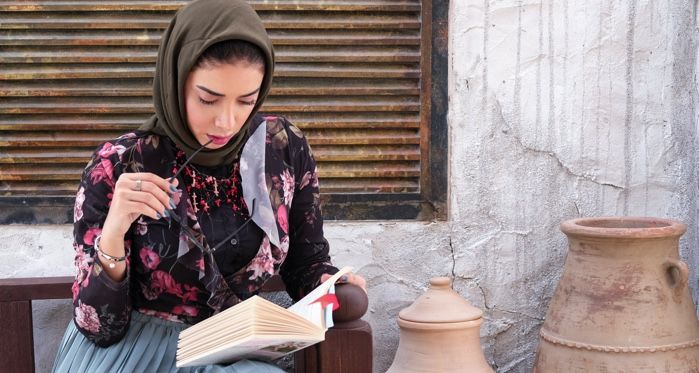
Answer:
[
  {"left": 0, "top": 182, "right": 81, "bottom": 195},
  {"left": 1, "top": 1, "right": 420, "bottom": 12},
  {"left": 0, "top": 154, "right": 92, "bottom": 164},
  {"left": 2, "top": 179, "right": 421, "bottom": 195},
  {"left": 0, "top": 167, "right": 83, "bottom": 180},
  {"left": 1, "top": 130, "right": 419, "bottom": 146},
  {"left": 313, "top": 146, "right": 421, "bottom": 161},
  {"left": 0, "top": 30, "right": 419, "bottom": 46},
  {"left": 0, "top": 48, "right": 420, "bottom": 64},
  {"left": 0, "top": 146, "right": 421, "bottom": 164},
  {"left": 0, "top": 113, "right": 421, "bottom": 130},
  {"left": 1, "top": 0, "right": 424, "bottom": 197},
  {"left": 2, "top": 79, "right": 419, "bottom": 97},
  {"left": 1, "top": 15, "right": 420, "bottom": 31},
  {"left": 0, "top": 115, "right": 150, "bottom": 131},
  {"left": 318, "top": 162, "right": 420, "bottom": 178},
  {"left": 320, "top": 178, "right": 419, "bottom": 193},
  {"left": 0, "top": 97, "right": 420, "bottom": 114},
  {"left": 2, "top": 64, "right": 420, "bottom": 79}
]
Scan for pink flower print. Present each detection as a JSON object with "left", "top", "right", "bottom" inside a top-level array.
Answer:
[
  {"left": 180, "top": 284, "right": 199, "bottom": 303},
  {"left": 117, "top": 132, "right": 137, "bottom": 140},
  {"left": 74, "top": 244, "right": 90, "bottom": 270},
  {"left": 277, "top": 204, "right": 289, "bottom": 234},
  {"left": 137, "top": 308, "right": 181, "bottom": 322},
  {"left": 74, "top": 186, "right": 85, "bottom": 222},
  {"left": 195, "top": 258, "right": 205, "bottom": 272},
  {"left": 139, "top": 247, "right": 160, "bottom": 270},
  {"left": 97, "top": 142, "right": 126, "bottom": 158},
  {"left": 299, "top": 171, "right": 312, "bottom": 190},
  {"left": 280, "top": 169, "right": 295, "bottom": 207},
  {"left": 83, "top": 227, "right": 101, "bottom": 246},
  {"left": 279, "top": 235, "right": 289, "bottom": 255},
  {"left": 100, "top": 158, "right": 114, "bottom": 182},
  {"left": 75, "top": 302, "right": 101, "bottom": 334},
  {"left": 151, "top": 270, "right": 181, "bottom": 297},
  {"left": 172, "top": 305, "right": 199, "bottom": 317},
  {"left": 247, "top": 238, "right": 274, "bottom": 280},
  {"left": 89, "top": 158, "right": 115, "bottom": 187},
  {"left": 71, "top": 281, "right": 80, "bottom": 301},
  {"left": 135, "top": 218, "right": 148, "bottom": 235},
  {"left": 73, "top": 247, "right": 92, "bottom": 291}
]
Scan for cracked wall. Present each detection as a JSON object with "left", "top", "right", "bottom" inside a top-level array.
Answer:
[{"left": 2, "top": 1, "right": 699, "bottom": 372}]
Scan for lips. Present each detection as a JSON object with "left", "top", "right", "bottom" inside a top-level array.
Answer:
[{"left": 206, "top": 134, "right": 232, "bottom": 145}]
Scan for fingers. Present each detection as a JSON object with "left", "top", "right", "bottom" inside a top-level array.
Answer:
[
  {"left": 321, "top": 272, "right": 368, "bottom": 293},
  {"left": 113, "top": 172, "right": 180, "bottom": 220},
  {"left": 123, "top": 199, "right": 162, "bottom": 220},
  {"left": 345, "top": 273, "right": 367, "bottom": 292},
  {"left": 122, "top": 189, "right": 170, "bottom": 218}
]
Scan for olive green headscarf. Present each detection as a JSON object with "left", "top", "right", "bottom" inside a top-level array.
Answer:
[{"left": 140, "top": 0, "right": 275, "bottom": 166}]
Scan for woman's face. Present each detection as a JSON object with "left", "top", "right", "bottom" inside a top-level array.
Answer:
[{"left": 184, "top": 61, "right": 264, "bottom": 148}]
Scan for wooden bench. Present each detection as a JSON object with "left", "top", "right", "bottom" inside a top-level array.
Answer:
[{"left": 0, "top": 276, "right": 372, "bottom": 373}]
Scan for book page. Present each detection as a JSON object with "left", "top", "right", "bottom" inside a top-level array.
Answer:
[
  {"left": 178, "top": 335, "right": 321, "bottom": 367},
  {"left": 288, "top": 266, "right": 353, "bottom": 328}
]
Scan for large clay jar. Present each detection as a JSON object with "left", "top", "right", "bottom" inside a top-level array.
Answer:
[
  {"left": 387, "top": 277, "right": 493, "bottom": 373},
  {"left": 533, "top": 217, "right": 699, "bottom": 372}
]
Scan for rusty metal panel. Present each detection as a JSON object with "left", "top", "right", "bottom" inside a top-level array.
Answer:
[{"left": 0, "top": 0, "right": 423, "bottom": 197}]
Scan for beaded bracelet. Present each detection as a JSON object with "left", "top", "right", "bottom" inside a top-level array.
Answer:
[{"left": 94, "top": 234, "right": 127, "bottom": 268}]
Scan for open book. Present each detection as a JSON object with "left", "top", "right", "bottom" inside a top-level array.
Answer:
[{"left": 176, "top": 266, "right": 353, "bottom": 367}]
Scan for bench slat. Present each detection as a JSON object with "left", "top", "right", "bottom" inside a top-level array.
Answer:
[{"left": 0, "top": 276, "right": 73, "bottom": 301}]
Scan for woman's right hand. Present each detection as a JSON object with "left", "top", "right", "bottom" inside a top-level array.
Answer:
[{"left": 102, "top": 172, "right": 179, "bottom": 238}]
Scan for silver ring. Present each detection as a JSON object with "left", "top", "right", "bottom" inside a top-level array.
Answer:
[{"left": 134, "top": 179, "right": 142, "bottom": 192}]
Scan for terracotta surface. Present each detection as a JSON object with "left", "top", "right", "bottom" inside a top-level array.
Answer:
[
  {"left": 533, "top": 217, "right": 699, "bottom": 372},
  {"left": 387, "top": 277, "right": 493, "bottom": 373}
]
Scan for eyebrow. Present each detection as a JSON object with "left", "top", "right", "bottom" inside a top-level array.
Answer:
[{"left": 196, "top": 85, "right": 260, "bottom": 98}]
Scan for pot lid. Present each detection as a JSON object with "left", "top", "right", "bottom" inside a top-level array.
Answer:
[{"left": 398, "top": 277, "right": 483, "bottom": 323}]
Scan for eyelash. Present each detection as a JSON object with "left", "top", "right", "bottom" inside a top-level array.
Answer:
[{"left": 198, "top": 98, "right": 256, "bottom": 106}]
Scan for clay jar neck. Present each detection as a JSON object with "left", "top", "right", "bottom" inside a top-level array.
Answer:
[{"left": 561, "top": 217, "right": 685, "bottom": 259}]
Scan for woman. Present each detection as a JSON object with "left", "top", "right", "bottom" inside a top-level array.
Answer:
[{"left": 52, "top": 0, "right": 366, "bottom": 372}]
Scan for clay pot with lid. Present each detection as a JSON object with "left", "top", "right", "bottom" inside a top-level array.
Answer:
[
  {"left": 386, "top": 277, "right": 493, "bottom": 373},
  {"left": 533, "top": 217, "right": 699, "bottom": 372}
]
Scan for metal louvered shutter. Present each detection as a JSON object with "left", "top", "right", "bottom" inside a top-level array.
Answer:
[{"left": 0, "top": 0, "right": 443, "bottom": 222}]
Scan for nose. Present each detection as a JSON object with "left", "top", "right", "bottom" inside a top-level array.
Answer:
[{"left": 215, "top": 102, "right": 240, "bottom": 131}]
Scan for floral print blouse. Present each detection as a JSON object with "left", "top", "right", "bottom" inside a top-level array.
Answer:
[{"left": 72, "top": 115, "right": 338, "bottom": 347}]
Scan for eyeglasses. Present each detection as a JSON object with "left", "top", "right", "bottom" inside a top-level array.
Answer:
[{"left": 164, "top": 139, "right": 255, "bottom": 255}]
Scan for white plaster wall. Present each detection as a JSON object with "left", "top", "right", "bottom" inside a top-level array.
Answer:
[
  {"left": 449, "top": 0, "right": 699, "bottom": 371},
  {"left": 2, "top": 1, "right": 699, "bottom": 372}
]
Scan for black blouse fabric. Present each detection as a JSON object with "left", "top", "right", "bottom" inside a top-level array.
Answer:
[{"left": 70, "top": 116, "right": 338, "bottom": 347}]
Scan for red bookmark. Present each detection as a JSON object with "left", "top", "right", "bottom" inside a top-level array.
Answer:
[{"left": 311, "top": 293, "right": 340, "bottom": 311}]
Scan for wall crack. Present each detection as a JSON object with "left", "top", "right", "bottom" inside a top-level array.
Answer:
[{"left": 494, "top": 98, "right": 625, "bottom": 190}]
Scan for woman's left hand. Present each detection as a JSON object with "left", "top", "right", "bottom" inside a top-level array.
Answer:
[{"left": 321, "top": 272, "right": 367, "bottom": 294}]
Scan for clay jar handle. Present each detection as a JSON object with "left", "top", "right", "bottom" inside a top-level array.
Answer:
[{"left": 663, "top": 258, "right": 689, "bottom": 293}]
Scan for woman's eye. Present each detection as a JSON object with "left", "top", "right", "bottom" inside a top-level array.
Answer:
[
  {"left": 241, "top": 100, "right": 256, "bottom": 106},
  {"left": 199, "top": 97, "right": 216, "bottom": 105}
]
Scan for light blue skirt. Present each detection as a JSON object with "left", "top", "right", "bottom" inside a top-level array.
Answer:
[{"left": 52, "top": 311, "right": 287, "bottom": 373}]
